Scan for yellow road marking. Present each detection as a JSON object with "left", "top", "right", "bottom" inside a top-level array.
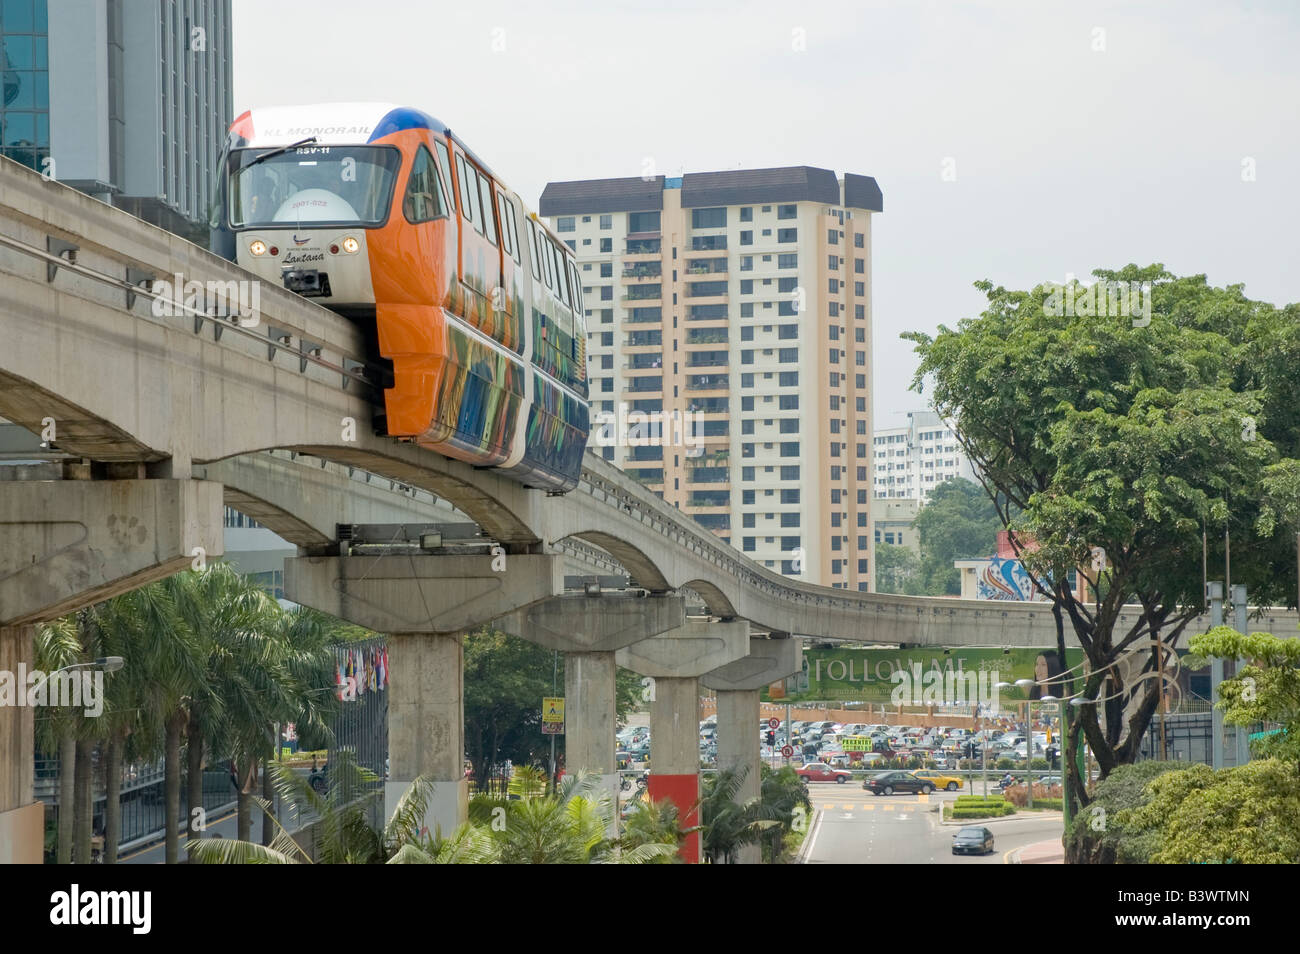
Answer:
[{"left": 883, "top": 805, "right": 896, "bottom": 812}]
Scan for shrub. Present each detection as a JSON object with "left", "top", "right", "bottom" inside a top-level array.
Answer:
[
  {"left": 950, "top": 804, "right": 1015, "bottom": 819},
  {"left": 1064, "top": 761, "right": 1191, "bottom": 864}
]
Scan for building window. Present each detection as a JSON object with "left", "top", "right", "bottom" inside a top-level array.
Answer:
[
  {"left": 780, "top": 465, "right": 799, "bottom": 480},
  {"left": 777, "top": 204, "right": 797, "bottom": 219},
  {"left": 778, "top": 372, "right": 798, "bottom": 387},
  {"left": 777, "top": 228, "right": 797, "bottom": 243},
  {"left": 599, "top": 214, "right": 612, "bottom": 229},
  {"left": 855, "top": 258, "right": 865, "bottom": 273},
  {"left": 740, "top": 230, "right": 753, "bottom": 245},
  {"left": 692, "top": 207, "right": 727, "bottom": 228},
  {"left": 778, "top": 253, "right": 798, "bottom": 269},
  {"left": 779, "top": 442, "right": 799, "bottom": 457},
  {"left": 780, "top": 512, "right": 800, "bottom": 527},
  {"left": 855, "top": 233, "right": 865, "bottom": 248},
  {"left": 557, "top": 217, "right": 575, "bottom": 232}
]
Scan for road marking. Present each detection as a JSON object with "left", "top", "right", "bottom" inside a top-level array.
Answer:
[
  {"left": 797, "top": 809, "right": 824, "bottom": 864},
  {"left": 863, "top": 804, "right": 875, "bottom": 811},
  {"left": 917, "top": 793, "right": 930, "bottom": 803},
  {"left": 842, "top": 804, "right": 854, "bottom": 811},
  {"left": 883, "top": 805, "right": 896, "bottom": 812}
]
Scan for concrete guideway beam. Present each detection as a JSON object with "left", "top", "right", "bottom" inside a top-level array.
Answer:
[
  {"left": 704, "top": 637, "right": 803, "bottom": 864},
  {"left": 0, "top": 477, "right": 224, "bottom": 862},
  {"left": 283, "top": 553, "right": 563, "bottom": 636},
  {"left": 0, "top": 478, "right": 225, "bottom": 627},
  {"left": 617, "top": 619, "right": 749, "bottom": 862},
  {"left": 497, "top": 594, "right": 687, "bottom": 809}
]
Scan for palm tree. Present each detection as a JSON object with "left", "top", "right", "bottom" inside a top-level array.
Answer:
[
  {"left": 34, "top": 618, "right": 83, "bottom": 864},
  {"left": 188, "top": 750, "right": 424, "bottom": 864},
  {"left": 758, "top": 764, "right": 813, "bottom": 862},
  {"left": 699, "top": 767, "right": 773, "bottom": 864}
]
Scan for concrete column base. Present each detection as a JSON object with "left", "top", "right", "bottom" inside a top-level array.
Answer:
[
  {"left": 386, "top": 633, "right": 468, "bottom": 838},
  {"left": 649, "top": 675, "right": 701, "bottom": 863},
  {"left": 0, "top": 624, "right": 40, "bottom": 863},
  {"left": 717, "top": 688, "right": 761, "bottom": 864}
]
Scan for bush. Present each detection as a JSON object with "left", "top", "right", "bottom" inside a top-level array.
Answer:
[
  {"left": 1064, "top": 761, "right": 1191, "bottom": 864},
  {"left": 995, "top": 758, "right": 1015, "bottom": 770},
  {"left": 1000, "top": 784, "right": 1061, "bottom": 806},
  {"left": 950, "top": 804, "right": 1015, "bottom": 819}
]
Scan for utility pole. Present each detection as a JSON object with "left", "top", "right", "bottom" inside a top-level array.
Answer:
[
  {"left": 1209, "top": 582, "right": 1225, "bottom": 769},
  {"left": 549, "top": 649, "right": 558, "bottom": 795}
]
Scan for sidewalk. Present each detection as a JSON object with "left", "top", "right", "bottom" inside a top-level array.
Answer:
[{"left": 1011, "top": 838, "right": 1064, "bottom": 864}]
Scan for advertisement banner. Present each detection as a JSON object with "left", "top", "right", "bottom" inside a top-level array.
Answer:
[{"left": 797, "top": 647, "right": 1085, "bottom": 704}]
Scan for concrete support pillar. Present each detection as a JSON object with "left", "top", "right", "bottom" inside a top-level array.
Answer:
[
  {"left": 715, "top": 688, "right": 761, "bottom": 864},
  {"left": 0, "top": 477, "right": 223, "bottom": 863},
  {"left": 496, "top": 594, "right": 686, "bottom": 810},
  {"left": 284, "top": 553, "right": 563, "bottom": 837},
  {"left": 564, "top": 650, "right": 617, "bottom": 801},
  {"left": 0, "top": 625, "right": 40, "bottom": 863},
  {"left": 617, "top": 619, "right": 749, "bottom": 863},
  {"left": 703, "top": 636, "right": 802, "bottom": 864},
  {"left": 387, "top": 633, "right": 467, "bottom": 839}
]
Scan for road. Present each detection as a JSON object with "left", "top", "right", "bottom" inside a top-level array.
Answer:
[{"left": 800, "top": 783, "right": 1063, "bottom": 864}]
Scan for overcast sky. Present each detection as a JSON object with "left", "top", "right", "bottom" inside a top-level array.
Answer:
[{"left": 232, "top": 0, "right": 1300, "bottom": 431}]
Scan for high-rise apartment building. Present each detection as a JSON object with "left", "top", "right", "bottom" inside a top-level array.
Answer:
[
  {"left": 0, "top": 0, "right": 232, "bottom": 242},
  {"left": 872, "top": 409, "right": 978, "bottom": 502},
  {"left": 541, "top": 167, "right": 882, "bottom": 589}
]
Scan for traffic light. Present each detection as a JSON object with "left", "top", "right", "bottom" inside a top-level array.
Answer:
[
  {"left": 766, "top": 730, "right": 776, "bottom": 746},
  {"left": 1047, "top": 746, "right": 1060, "bottom": 769}
]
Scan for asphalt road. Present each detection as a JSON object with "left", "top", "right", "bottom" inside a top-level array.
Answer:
[{"left": 800, "top": 783, "right": 1063, "bottom": 864}]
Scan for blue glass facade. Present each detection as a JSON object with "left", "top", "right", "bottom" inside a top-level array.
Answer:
[{"left": 0, "top": 0, "right": 48, "bottom": 172}]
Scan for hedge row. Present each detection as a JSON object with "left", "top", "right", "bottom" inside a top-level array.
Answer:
[{"left": 951, "top": 804, "right": 1016, "bottom": 819}]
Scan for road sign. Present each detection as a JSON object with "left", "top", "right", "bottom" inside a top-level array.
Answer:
[
  {"left": 542, "top": 697, "right": 565, "bottom": 723},
  {"left": 781, "top": 745, "right": 794, "bottom": 758},
  {"left": 842, "top": 736, "right": 870, "bottom": 752},
  {"left": 768, "top": 717, "right": 780, "bottom": 730},
  {"left": 542, "top": 722, "right": 564, "bottom": 735}
]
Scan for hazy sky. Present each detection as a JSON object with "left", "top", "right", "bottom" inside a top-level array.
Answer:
[{"left": 232, "top": 0, "right": 1300, "bottom": 430}]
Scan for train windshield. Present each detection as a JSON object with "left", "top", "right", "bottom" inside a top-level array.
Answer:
[{"left": 228, "top": 145, "right": 401, "bottom": 229}]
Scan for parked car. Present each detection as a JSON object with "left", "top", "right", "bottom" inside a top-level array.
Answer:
[
  {"left": 952, "top": 826, "right": 995, "bottom": 855},
  {"left": 863, "top": 771, "right": 935, "bottom": 795},
  {"left": 796, "top": 763, "right": 853, "bottom": 784},
  {"left": 913, "top": 770, "right": 963, "bottom": 791}
]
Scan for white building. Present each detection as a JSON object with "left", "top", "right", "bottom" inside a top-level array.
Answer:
[{"left": 872, "top": 410, "right": 977, "bottom": 503}]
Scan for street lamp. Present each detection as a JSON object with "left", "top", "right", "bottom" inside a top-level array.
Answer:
[{"left": 30, "top": 656, "right": 125, "bottom": 694}]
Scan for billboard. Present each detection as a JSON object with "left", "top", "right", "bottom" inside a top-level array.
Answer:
[{"left": 796, "top": 647, "right": 1084, "bottom": 704}]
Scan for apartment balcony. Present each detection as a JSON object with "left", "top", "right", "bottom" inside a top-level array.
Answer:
[
  {"left": 683, "top": 257, "right": 728, "bottom": 276},
  {"left": 625, "top": 376, "right": 664, "bottom": 394},
  {"left": 685, "top": 374, "right": 728, "bottom": 393},
  {"left": 624, "top": 307, "right": 663, "bottom": 324},
  {"left": 625, "top": 240, "right": 662, "bottom": 257},
  {"left": 625, "top": 467, "right": 664, "bottom": 488},
  {"left": 621, "top": 264, "right": 663, "bottom": 283},
  {"left": 688, "top": 397, "right": 730, "bottom": 414},
  {"left": 685, "top": 351, "right": 728, "bottom": 369},
  {"left": 685, "top": 328, "right": 728, "bottom": 345},
  {"left": 621, "top": 285, "right": 663, "bottom": 303},
  {"left": 684, "top": 281, "right": 729, "bottom": 303},
  {"left": 626, "top": 354, "right": 664, "bottom": 371},
  {"left": 626, "top": 331, "right": 663, "bottom": 348},
  {"left": 685, "top": 465, "right": 730, "bottom": 486},
  {"left": 689, "top": 235, "right": 728, "bottom": 252},
  {"left": 685, "top": 305, "right": 728, "bottom": 323}
]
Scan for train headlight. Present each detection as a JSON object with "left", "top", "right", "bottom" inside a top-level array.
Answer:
[
  {"left": 342, "top": 236, "right": 360, "bottom": 254},
  {"left": 249, "top": 240, "right": 267, "bottom": 256}
]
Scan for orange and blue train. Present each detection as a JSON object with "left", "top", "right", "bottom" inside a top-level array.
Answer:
[{"left": 209, "top": 102, "right": 589, "bottom": 492}]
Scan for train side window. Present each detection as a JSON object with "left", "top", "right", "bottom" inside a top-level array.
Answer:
[
  {"left": 499, "top": 193, "right": 521, "bottom": 264},
  {"left": 540, "top": 231, "right": 555, "bottom": 289},
  {"left": 433, "top": 140, "right": 454, "bottom": 214},
  {"left": 402, "top": 146, "right": 445, "bottom": 224},
  {"left": 476, "top": 171, "right": 498, "bottom": 246},
  {"left": 454, "top": 153, "right": 482, "bottom": 234},
  {"left": 525, "top": 219, "right": 542, "bottom": 281},
  {"left": 551, "top": 242, "right": 570, "bottom": 306},
  {"left": 568, "top": 261, "right": 583, "bottom": 313}
]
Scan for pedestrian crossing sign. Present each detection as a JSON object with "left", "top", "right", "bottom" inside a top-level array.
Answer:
[{"left": 543, "top": 697, "right": 565, "bottom": 723}]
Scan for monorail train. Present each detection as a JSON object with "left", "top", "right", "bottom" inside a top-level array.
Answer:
[{"left": 209, "top": 103, "right": 589, "bottom": 492}]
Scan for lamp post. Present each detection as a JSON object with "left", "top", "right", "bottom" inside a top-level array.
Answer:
[{"left": 30, "top": 656, "right": 125, "bottom": 694}]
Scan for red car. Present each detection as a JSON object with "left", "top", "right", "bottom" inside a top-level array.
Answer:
[{"left": 795, "top": 763, "right": 853, "bottom": 784}]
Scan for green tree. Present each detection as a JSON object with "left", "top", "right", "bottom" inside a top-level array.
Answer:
[
  {"left": 1119, "top": 759, "right": 1300, "bottom": 863},
  {"left": 912, "top": 477, "right": 1004, "bottom": 594},
  {"left": 700, "top": 766, "right": 772, "bottom": 864},
  {"left": 1064, "top": 760, "right": 1189, "bottom": 864},
  {"left": 759, "top": 764, "right": 813, "bottom": 862},
  {"left": 906, "top": 265, "right": 1300, "bottom": 817},
  {"left": 1188, "top": 626, "right": 1300, "bottom": 769},
  {"left": 874, "top": 542, "right": 921, "bottom": 595},
  {"left": 463, "top": 630, "right": 556, "bottom": 791}
]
